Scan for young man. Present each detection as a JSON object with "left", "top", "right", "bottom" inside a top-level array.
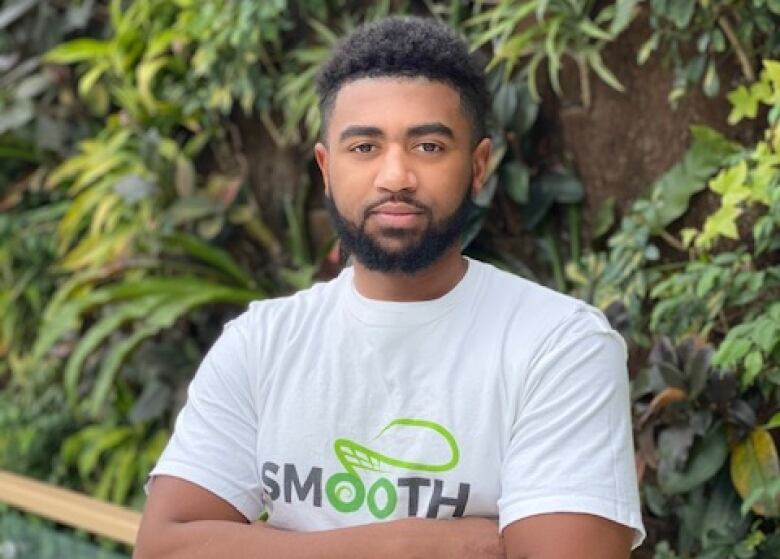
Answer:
[{"left": 135, "top": 16, "right": 645, "bottom": 559}]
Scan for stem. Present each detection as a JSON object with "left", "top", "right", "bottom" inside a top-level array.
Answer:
[
  {"left": 648, "top": 261, "right": 688, "bottom": 273},
  {"left": 659, "top": 230, "right": 687, "bottom": 252},
  {"left": 242, "top": 218, "right": 283, "bottom": 263},
  {"left": 717, "top": 15, "right": 755, "bottom": 82},
  {"left": 568, "top": 204, "right": 582, "bottom": 263},
  {"left": 542, "top": 221, "right": 567, "bottom": 292}
]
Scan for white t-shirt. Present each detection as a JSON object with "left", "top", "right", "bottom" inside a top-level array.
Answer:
[{"left": 149, "top": 257, "right": 645, "bottom": 547}]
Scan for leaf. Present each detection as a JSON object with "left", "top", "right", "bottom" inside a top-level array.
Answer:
[
  {"left": 668, "top": 0, "right": 695, "bottom": 28},
  {"left": 63, "top": 296, "right": 163, "bottom": 404},
  {"left": 0, "top": 0, "right": 39, "bottom": 30},
  {"left": 587, "top": 50, "right": 625, "bottom": 92},
  {"left": 743, "top": 351, "right": 764, "bottom": 387},
  {"left": 129, "top": 378, "right": 171, "bottom": 424},
  {"left": 76, "top": 426, "right": 132, "bottom": 480},
  {"left": 709, "top": 161, "right": 748, "bottom": 195},
  {"left": 577, "top": 19, "right": 613, "bottom": 41},
  {"left": 730, "top": 429, "right": 780, "bottom": 516},
  {"left": 521, "top": 180, "right": 555, "bottom": 230},
  {"left": 136, "top": 57, "right": 169, "bottom": 111},
  {"left": 765, "top": 413, "right": 780, "bottom": 431},
  {"left": 702, "top": 60, "right": 719, "bottom": 98},
  {"left": 111, "top": 446, "right": 138, "bottom": 504},
  {"left": 501, "top": 161, "right": 530, "bottom": 204},
  {"left": 727, "top": 86, "right": 759, "bottom": 124},
  {"left": 639, "top": 387, "right": 688, "bottom": 427},
  {"left": 660, "top": 425, "right": 729, "bottom": 494},
  {"left": 14, "top": 73, "right": 51, "bottom": 100},
  {"left": 113, "top": 174, "right": 156, "bottom": 204},
  {"left": 0, "top": 102, "right": 34, "bottom": 134},
  {"left": 643, "top": 126, "right": 738, "bottom": 233},
  {"left": 592, "top": 196, "right": 616, "bottom": 239},
  {"left": 714, "top": 336, "right": 752, "bottom": 368},
  {"left": 535, "top": 171, "right": 584, "bottom": 204},
  {"left": 87, "top": 281, "right": 263, "bottom": 416},
  {"left": 44, "top": 38, "right": 111, "bottom": 64},
  {"left": 493, "top": 81, "right": 518, "bottom": 128},
  {"left": 609, "top": 0, "right": 639, "bottom": 35},
  {"left": 686, "top": 346, "right": 713, "bottom": 400},
  {"left": 162, "top": 233, "right": 255, "bottom": 289}
]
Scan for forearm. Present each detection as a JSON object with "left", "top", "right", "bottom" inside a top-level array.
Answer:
[{"left": 135, "top": 517, "right": 448, "bottom": 559}]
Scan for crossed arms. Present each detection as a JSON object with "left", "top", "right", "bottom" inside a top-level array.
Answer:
[{"left": 133, "top": 476, "right": 633, "bottom": 559}]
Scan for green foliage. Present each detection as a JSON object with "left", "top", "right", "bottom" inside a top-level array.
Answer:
[
  {"left": 641, "top": 0, "right": 780, "bottom": 103},
  {"left": 590, "top": 64, "right": 780, "bottom": 557},
  {"left": 467, "top": 0, "right": 639, "bottom": 105},
  {"left": 2, "top": 2, "right": 779, "bottom": 555}
]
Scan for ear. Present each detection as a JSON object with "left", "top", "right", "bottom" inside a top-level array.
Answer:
[
  {"left": 470, "top": 137, "right": 492, "bottom": 197},
  {"left": 314, "top": 142, "right": 330, "bottom": 195}
]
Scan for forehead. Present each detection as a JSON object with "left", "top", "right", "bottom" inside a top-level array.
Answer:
[{"left": 326, "top": 77, "right": 469, "bottom": 141}]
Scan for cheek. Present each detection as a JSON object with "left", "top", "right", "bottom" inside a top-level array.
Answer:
[{"left": 328, "top": 162, "right": 372, "bottom": 217}]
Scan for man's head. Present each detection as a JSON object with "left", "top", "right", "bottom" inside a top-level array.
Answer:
[{"left": 314, "top": 16, "right": 491, "bottom": 274}]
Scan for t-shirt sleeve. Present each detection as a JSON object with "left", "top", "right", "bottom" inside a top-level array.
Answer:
[
  {"left": 145, "top": 316, "right": 263, "bottom": 521},
  {"left": 498, "top": 307, "right": 646, "bottom": 549}
]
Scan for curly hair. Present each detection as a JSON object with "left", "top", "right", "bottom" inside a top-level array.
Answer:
[{"left": 316, "top": 16, "right": 489, "bottom": 142}]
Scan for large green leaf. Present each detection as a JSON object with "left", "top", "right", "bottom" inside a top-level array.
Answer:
[
  {"left": 660, "top": 425, "right": 729, "bottom": 494},
  {"left": 731, "top": 429, "right": 780, "bottom": 517},
  {"left": 63, "top": 296, "right": 165, "bottom": 404},
  {"left": 645, "top": 126, "right": 739, "bottom": 233},
  {"left": 162, "top": 233, "right": 256, "bottom": 289},
  {"left": 86, "top": 280, "right": 264, "bottom": 416}
]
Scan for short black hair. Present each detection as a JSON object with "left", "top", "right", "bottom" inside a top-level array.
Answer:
[{"left": 316, "top": 16, "right": 489, "bottom": 142}]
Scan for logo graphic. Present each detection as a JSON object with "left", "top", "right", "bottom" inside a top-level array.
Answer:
[
  {"left": 326, "top": 418, "right": 459, "bottom": 518},
  {"left": 261, "top": 418, "right": 470, "bottom": 520}
]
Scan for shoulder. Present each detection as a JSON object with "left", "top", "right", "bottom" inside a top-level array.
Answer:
[
  {"left": 474, "top": 258, "right": 612, "bottom": 339},
  {"left": 224, "top": 269, "right": 349, "bottom": 342},
  {"left": 470, "top": 260, "right": 623, "bottom": 376}
]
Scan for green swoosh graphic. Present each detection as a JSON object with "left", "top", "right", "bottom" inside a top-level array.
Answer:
[{"left": 333, "top": 418, "right": 459, "bottom": 475}]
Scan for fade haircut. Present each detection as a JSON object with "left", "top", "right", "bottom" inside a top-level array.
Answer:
[{"left": 316, "top": 16, "right": 489, "bottom": 143}]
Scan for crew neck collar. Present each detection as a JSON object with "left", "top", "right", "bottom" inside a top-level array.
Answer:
[{"left": 340, "top": 257, "right": 483, "bottom": 327}]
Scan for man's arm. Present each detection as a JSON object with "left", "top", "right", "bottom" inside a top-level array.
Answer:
[
  {"left": 502, "top": 513, "right": 633, "bottom": 559},
  {"left": 133, "top": 476, "right": 504, "bottom": 559}
]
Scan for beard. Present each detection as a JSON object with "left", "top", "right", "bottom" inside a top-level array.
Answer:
[{"left": 324, "top": 182, "right": 475, "bottom": 275}]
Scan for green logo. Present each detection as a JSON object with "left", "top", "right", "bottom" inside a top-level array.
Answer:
[{"left": 325, "top": 418, "right": 459, "bottom": 518}]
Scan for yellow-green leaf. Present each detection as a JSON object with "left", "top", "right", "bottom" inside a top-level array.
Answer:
[
  {"left": 44, "top": 39, "right": 111, "bottom": 64},
  {"left": 730, "top": 429, "right": 780, "bottom": 517},
  {"left": 136, "top": 57, "right": 169, "bottom": 112}
]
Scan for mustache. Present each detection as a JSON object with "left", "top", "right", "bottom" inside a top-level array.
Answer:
[{"left": 363, "top": 194, "right": 432, "bottom": 218}]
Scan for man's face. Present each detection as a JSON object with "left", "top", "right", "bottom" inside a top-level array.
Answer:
[{"left": 314, "top": 77, "right": 491, "bottom": 273}]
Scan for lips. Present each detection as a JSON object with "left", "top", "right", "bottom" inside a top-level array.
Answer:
[
  {"left": 371, "top": 202, "right": 424, "bottom": 215},
  {"left": 369, "top": 202, "right": 425, "bottom": 228}
]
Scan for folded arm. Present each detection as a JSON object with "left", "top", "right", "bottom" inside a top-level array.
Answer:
[
  {"left": 502, "top": 513, "right": 633, "bottom": 559},
  {"left": 133, "top": 475, "right": 504, "bottom": 559}
]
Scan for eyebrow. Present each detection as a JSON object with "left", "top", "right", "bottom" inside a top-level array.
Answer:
[
  {"left": 407, "top": 122, "right": 454, "bottom": 139},
  {"left": 339, "top": 125, "right": 383, "bottom": 142},
  {"left": 337, "top": 122, "right": 455, "bottom": 143}
]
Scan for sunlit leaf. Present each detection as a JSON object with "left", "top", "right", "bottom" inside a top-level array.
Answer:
[{"left": 731, "top": 429, "right": 780, "bottom": 517}]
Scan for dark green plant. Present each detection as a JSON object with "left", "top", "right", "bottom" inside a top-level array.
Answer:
[{"left": 640, "top": 0, "right": 780, "bottom": 102}]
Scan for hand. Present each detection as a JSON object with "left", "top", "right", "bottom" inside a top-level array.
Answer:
[{"left": 398, "top": 516, "right": 505, "bottom": 559}]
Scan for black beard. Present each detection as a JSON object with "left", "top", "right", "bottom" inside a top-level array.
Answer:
[{"left": 324, "top": 186, "right": 475, "bottom": 274}]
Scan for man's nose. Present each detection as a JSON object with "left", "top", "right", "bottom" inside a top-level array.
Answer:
[{"left": 374, "top": 145, "right": 417, "bottom": 193}]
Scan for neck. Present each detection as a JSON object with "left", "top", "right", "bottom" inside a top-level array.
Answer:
[{"left": 351, "top": 245, "right": 467, "bottom": 302}]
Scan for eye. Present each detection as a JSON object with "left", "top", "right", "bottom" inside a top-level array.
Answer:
[
  {"left": 416, "top": 142, "right": 443, "bottom": 153},
  {"left": 351, "top": 143, "right": 375, "bottom": 154}
]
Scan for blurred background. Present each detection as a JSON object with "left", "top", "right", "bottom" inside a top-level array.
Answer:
[{"left": 0, "top": 0, "right": 779, "bottom": 557}]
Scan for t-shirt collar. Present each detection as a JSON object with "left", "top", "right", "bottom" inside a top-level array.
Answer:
[{"left": 340, "top": 257, "right": 481, "bottom": 327}]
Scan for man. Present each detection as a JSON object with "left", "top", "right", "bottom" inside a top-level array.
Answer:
[{"left": 135, "top": 16, "right": 644, "bottom": 559}]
